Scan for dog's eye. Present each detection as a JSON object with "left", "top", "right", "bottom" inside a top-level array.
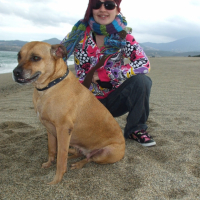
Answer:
[{"left": 32, "top": 56, "right": 41, "bottom": 62}]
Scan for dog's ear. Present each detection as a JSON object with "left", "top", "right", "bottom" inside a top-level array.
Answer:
[{"left": 50, "top": 44, "right": 68, "bottom": 59}]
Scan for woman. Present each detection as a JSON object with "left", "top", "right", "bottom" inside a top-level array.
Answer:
[{"left": 61, "top": 0, "right": 156, "bottom": 147}]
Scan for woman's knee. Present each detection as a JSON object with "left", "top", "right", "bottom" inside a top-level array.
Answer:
[{"left": 129, "top": 74, "right": 152, "bottom": 89}]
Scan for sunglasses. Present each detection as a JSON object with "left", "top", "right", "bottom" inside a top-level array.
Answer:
[{"left": 93, "top": 1, "right": 117, "bottom": 10}]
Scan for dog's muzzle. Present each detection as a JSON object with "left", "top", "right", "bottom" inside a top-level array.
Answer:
[{"left": 13, "top": 66, "right": 41, "bottom": 85}]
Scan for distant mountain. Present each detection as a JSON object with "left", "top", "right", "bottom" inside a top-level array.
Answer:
[
  {"left": 172, "top": 51, "right": 200, "bottom": 57},
  {"left": 0, "top": 38, "right": 61, "bottom": 51},
  {"left": 0, "top": 40, "right": 28, "bottom": 46},
  {"left": 1, "top": 37, "right": 200, "bottom": 57},
  {"left": 42, "top": 38, "right": 61, "bottom": 45},
  {"left": 143, "top": 49, "right": 200, "bottom": 57},
  {"left": 192, "top": 55, "right": 200, "bottom": 57},
  {"left": 141, "top": 37, "right": 200, "bottom": 53},
  {"left": 0, "top": 40, "right": 28, "bottom": 51}
]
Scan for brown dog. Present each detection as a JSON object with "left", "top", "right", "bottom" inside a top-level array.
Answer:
[{"left": 13, "top": 41, "right": 125, "bottom": 185}]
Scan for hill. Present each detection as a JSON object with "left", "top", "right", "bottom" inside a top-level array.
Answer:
[
  {"left": 42, "top": 38, "right": 61, "bottom": 45},
  {"left": 143, "top": 49, "right": 200, "bottom": 57},
  {"left": 0, "top": 40, "right": 28, "bottom": 51},
  {"left": 1, "top": 37, "right": 200, "bottom": 57},
  {"left": 141, "top": 37, "right": 200, "bottom": 52},
  {"left": 0, "top": 38, "right": 61, "bottom": 51}
]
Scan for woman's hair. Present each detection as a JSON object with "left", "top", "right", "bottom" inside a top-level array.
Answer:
[{"left": 83, "top": 0, "right": 122, "bottom": 22}]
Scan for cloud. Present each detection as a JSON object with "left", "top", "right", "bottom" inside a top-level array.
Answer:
[
  {"left": 0, "top": 1, "right": 80, "bottom": 27},
  {"left": 190, "top": 0, "right": 200, "bottom": 6},
  {"left": 127, "top": 13, "right": 200, "bottom": 42},
  {"left": 0, "top": 0, "right": 200, "bottom": 43}
]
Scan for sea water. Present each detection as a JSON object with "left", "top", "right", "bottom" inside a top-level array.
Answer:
[{"left": 0, "top": 51, "right": 74, "bottom": 74}]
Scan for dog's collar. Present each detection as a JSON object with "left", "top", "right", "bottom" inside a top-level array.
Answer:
[{"left": 36, "top": 68, "right": 69, "bottom": 91}]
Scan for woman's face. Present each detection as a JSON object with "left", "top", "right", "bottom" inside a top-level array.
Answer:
[{"left": 92, "top": 0, "right": 119, "bottom": 25}]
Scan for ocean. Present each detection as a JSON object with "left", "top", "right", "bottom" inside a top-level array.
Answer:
[{"left": 0, "top": 51, "right": 74, "bottom": 75}]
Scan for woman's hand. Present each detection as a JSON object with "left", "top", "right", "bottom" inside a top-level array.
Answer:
[{"left": 92, "top": 72, "right": 100, "bottom": 84}]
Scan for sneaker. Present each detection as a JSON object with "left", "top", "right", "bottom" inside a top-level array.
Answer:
[{"left": 129, "top": 130, "right": 156, "bottom": 147}]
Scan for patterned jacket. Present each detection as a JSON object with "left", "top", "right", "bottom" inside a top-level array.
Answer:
[{"left": 63, "top": 28, "right": 150, "bottom": 99}]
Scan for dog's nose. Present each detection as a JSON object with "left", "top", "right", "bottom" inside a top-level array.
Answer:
[{"left": 13, "top": 67, "right": 23, "bottom": 77}]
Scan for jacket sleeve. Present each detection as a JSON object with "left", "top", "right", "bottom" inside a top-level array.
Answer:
[{"left": 97, "top": 34, "right": 150, "bottom": 85}]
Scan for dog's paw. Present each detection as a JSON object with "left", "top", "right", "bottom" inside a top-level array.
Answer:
[
  {"left": 70, "top": 159, "right": 88, "bottom": 170},
  {"left": 47, "top": 179, "right": 61, "bottom": 185},
  {"left": 47, "top": 180, "right": 59, "bottom": 185},
  {"left": 42, "top": 161, "right": 52, "bottom": 168},
  {"left": 47, "top": 174, "right": 64, "bottom": 185},
  {"left": 70, "top": 163, "right": 82, "bottom": 170}
]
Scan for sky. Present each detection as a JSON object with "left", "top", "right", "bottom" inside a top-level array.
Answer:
[{"left": 0, "top": 0, "right": 200, "bottom": 43}]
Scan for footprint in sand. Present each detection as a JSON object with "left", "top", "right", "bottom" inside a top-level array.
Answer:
[
  {"left": 0, "top": 121, "right": 32, "bottom": 130},
  {"left": 0, "top": 121, "right": 47, "bottom": 175},
  {"left": 191, "top": 165, "right": 200, "bottom": 178},
  {"left": 0, "top": 121, "right": 37, "bottom": 144}
]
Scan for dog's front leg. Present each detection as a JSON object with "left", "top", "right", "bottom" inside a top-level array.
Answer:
[
  {"left": 42, "top": 132, "right": 57, "bottom": 168},
  {"left": 48, "top": 126, "right": 72, "bottom": 185}
]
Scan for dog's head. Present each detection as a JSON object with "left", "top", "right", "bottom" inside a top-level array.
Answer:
[{"left": 13, "top": 42, "right": 67, "bottom": 87}]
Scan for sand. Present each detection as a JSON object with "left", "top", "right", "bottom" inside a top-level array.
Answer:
[{"left": 0, "top": 57, "right": 200, "bottom": 200}]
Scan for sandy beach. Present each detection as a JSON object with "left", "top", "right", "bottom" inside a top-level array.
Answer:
[{"left": 0, "top": 57, "right": 200, "bottom": 199}]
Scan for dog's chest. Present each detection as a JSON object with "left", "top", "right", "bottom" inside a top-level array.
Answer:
[
  {"left": 37, "top": 111, "right": 40, "bottom": 118},
  {"left": 34, "top": 98, "right": 57, "bottom": 136},
  {"left": 34, "top": 94, "right": 49, "bottom": 119},
  {"left": 37, "top": 108, "right": 57, "bottom": 136},
  {"left": 35, "top": 102, "right": 44, "bottom": 120}
]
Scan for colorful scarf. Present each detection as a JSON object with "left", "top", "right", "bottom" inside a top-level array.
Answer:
[{"left": 61, "top": 15, "right": 127, "bottom": 60}]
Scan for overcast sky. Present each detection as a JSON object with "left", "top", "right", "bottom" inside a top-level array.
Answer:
[{"left": 0, "top": 0, "right": 200, "bottom": 43}]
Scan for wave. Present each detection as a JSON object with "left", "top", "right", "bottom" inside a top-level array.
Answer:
[
  {"left": 0, "top": 56, "right": 74, "bottom": 74},
  {"left": 0, "top": 62, "right": 18, "bottom": 74}
]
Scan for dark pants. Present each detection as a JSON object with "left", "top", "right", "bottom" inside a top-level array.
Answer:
[{"left": 99, "top": 74, "right": 152, "bottom": 138}]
